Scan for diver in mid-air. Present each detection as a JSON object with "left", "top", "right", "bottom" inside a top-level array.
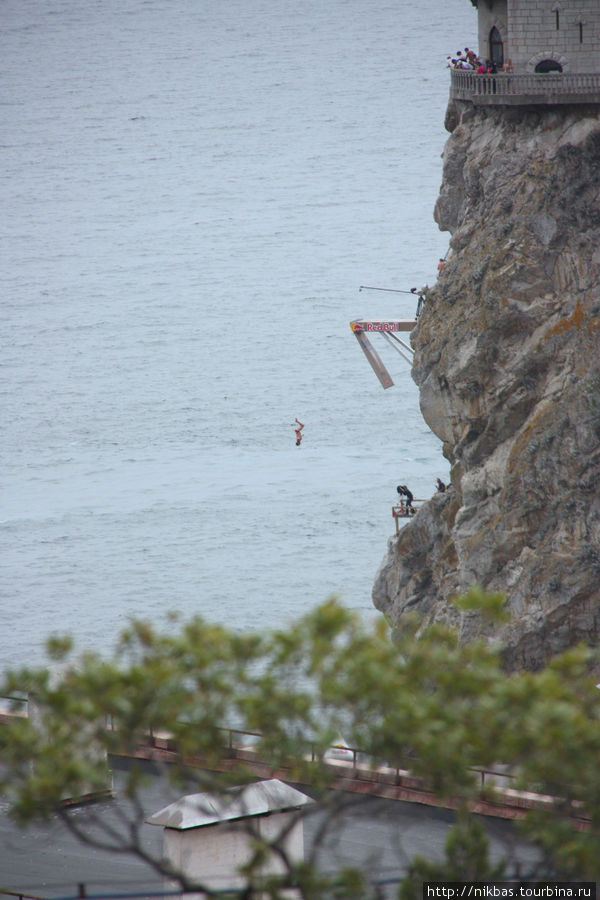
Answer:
[{"left": 294, "top": 418, "right": 304, "bottom": 446}]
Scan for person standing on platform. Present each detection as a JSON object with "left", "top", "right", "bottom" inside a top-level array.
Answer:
[
  {"left": 414, "top": 285, "right": 429, "bottom": 318},
  {"left": 396, "top": 484, "right": 414, "bottom": 509}
]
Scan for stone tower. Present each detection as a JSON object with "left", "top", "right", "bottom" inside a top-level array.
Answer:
[
  {"left": 451, "top": 1, "right": 600, "bottom": 105},
  {"left": 475, "top": 0, "right": 600, "bottom": 74}
]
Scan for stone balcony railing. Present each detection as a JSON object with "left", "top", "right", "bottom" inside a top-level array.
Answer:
[{"left": 450, "top": 69, "right": 600, "bottom": 106}]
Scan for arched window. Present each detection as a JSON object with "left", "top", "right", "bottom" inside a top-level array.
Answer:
[
  {"left": 535, "top": 59, "right": 563, "bottom": 73},
  {"left": 489, "top": 26, "right": 504, "bottom": 68}
]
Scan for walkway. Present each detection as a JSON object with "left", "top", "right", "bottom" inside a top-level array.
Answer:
[
  {"left": 130, "top": 726, "right": 586, "bottom": 827},
  {"left": 0, "top": 704, "right": 588, "bottom": 826}
]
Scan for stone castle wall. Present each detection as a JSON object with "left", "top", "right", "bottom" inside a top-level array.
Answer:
[
  {"left": 509, "top": 0, "right": 600, "bottom": 73},
  {"left": 475, "top": 0, "right": 600, "bottom": 73}
]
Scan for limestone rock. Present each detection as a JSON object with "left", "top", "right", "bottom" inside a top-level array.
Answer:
[{"left": 373, "top": 103, "right": 600, "bottom": 670}]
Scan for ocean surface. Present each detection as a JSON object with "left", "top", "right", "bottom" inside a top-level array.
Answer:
[{"left": 2, "top": 0, "right": 476, "bottom": 670}]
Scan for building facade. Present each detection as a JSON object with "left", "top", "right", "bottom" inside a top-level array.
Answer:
[{"left": 476, "top": 0, "right": 600, "bottom": 73}]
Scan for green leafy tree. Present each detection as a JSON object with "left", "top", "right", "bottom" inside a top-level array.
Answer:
[{"left": 1, "top": 592, "right": 600, "bottom": 896}]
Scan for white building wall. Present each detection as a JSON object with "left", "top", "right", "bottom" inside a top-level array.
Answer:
[{"left": 162, "top": 810, "right": 304, "bottom": 897}]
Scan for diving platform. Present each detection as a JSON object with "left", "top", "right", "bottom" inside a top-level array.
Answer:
[
  {"left": 349, "top": 319, "right": 416, "bottom": 389},
  {"left": 392, "top": 501, "right": 423, "bottom": 532},
  {"left": 350, "top": 319, "right": 416, "bottom": 333}
]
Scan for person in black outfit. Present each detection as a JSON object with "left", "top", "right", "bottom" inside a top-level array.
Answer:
[
  {"left": 396, "top": 484, "right": 414, "bottom": 508},
  {"left": 436, "top": 478, "right": 446, "bottom": 492}
]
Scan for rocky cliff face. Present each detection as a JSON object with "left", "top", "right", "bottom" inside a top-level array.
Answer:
[{"left": 373, "top": 101, "right": 600, "bottom": 670}]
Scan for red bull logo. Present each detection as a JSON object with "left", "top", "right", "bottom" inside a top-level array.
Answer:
[{"left": 350, "top": 320, "right": 403, "bottom": 332}]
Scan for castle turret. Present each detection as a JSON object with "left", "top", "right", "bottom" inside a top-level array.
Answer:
[{"left": 451, "top": 0, "right": 600, "bottom": 105}]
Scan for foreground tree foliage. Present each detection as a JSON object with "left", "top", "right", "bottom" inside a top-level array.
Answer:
[{"left": 2, "top": 591, "right": 600, "bottom": 896}]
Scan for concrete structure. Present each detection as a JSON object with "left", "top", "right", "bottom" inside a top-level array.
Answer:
[
  {"left": 452, "top": 0, "right": 600, "bottom": 105},
  {"left": 146, "top": 778, "right": 313, "bottom": 897},
  {"left": 0, "top": 756, "right": 543, "bottom": 898}
]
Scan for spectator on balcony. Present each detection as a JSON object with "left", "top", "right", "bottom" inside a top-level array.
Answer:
[
  {"left": 503, "top": 58, "right": 513, "bottom": 73},
  {"left": 465, "top": 47, "right": 479, "bottom": 67},
  {"left": 454, "top": 51, "right": 473, "bottom": 70},
  {"left": 477, "top": 61, "right": 486, "bottom": 74}
]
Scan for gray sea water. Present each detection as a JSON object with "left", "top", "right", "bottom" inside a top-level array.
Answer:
[{"left": 2, "top": 0, "right": 476, "bottom": 670}]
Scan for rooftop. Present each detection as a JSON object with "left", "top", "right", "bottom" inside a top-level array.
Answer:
[{"left": 146, "top": 779, "right": 313, "bottom": 830}]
